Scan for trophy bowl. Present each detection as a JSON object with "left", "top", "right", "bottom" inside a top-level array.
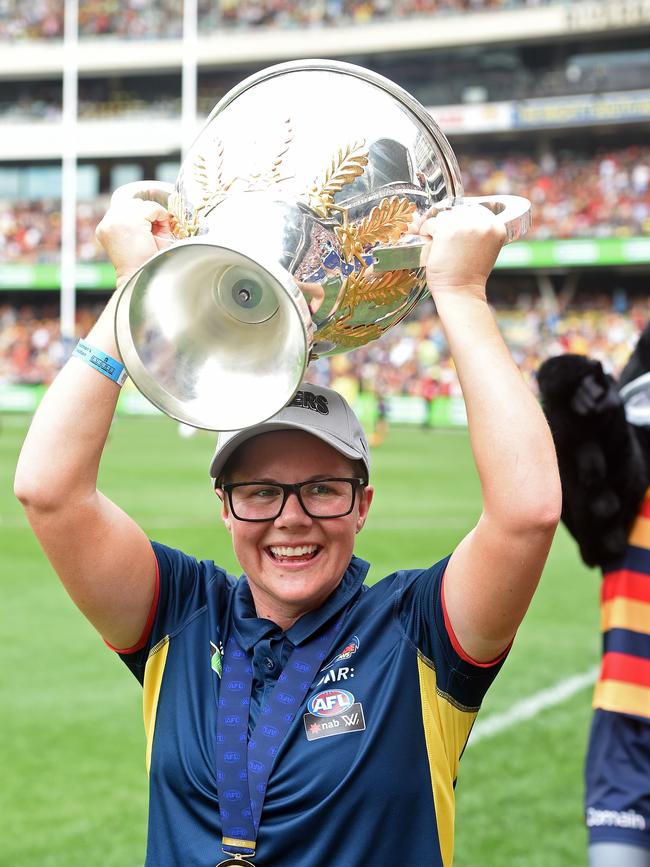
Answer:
[{"left": 114, "top": 59, "right": 530, "bottom": 431}]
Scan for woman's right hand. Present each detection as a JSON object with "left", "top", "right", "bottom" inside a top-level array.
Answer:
[
  {"left": 96, "top": 197, "right": 175, "bottom": 291},
  {"left": 418, "top": 203, "right": 506, "bottom": 304}
]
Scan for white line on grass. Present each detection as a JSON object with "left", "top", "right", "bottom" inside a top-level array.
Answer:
[{"left": 467, "top": 666, "right": 599, "bottom": 748}]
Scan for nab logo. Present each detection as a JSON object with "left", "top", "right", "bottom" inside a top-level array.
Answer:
[
  {"left": 289, "top": 390, "right": 329, "bottom": 415},
  {"left": 307, "top": 688, "right": 354, "bottom": 717}
]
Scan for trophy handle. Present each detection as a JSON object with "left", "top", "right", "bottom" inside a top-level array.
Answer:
[
  {"left": 372, "top": 194, "right": 531, "bottom": 272},
  {"left": 110, "top": 180, "right": 175, "bottom": 208}
]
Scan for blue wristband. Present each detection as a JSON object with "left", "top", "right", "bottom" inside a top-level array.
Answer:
[{"left": 72, "top": 339, "right": 128, "bottom": 387}]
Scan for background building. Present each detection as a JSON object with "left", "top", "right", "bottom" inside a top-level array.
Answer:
[{"left": 1, "top": 0, "right": 650, "bottom": 415}]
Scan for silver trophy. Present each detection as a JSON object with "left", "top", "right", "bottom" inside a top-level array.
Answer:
[{"left": 113, "top": 59, "right": 530, "bottom": 431}]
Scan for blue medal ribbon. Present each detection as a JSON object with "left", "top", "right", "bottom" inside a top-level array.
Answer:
[{"left": 216, "top": 619, "right": 340, "bottom": 861}]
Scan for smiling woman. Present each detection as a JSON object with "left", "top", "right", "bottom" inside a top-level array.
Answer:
[
  {"left": 13, "top": 194, "right": 561, "bottom": 867},
  {"left": 213, "top": 421, "right": 374, "bottom": 630}
]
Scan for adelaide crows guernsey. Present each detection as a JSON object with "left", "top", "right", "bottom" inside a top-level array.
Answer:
[
  {"left": 585, "top": 491, "right": 650, "bottom": 846},
  {"left": 594, "top": 490, "right": 650, "bottom": 720},
  {"left": 115, "top": 542, "right": 506, "bottom": 867}
]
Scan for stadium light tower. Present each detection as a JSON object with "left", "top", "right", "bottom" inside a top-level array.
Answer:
[{"left": 60, "top": 0, "right": 79, "bottom": 350}]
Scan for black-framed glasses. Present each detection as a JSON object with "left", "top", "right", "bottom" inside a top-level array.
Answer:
[{"left": 221, "top": 477, "right": 367, "bottom": 522}]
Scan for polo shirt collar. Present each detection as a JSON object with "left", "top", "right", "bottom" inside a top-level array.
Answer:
[{"left": 231, "top": 555, "right": 370, "bottom": 651}]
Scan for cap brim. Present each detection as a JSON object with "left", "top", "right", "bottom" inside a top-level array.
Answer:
[{"left": 209, "top": 420, "right": 367, "bottom": 482}]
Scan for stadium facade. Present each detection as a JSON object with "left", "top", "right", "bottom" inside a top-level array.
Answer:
[{"left": 1, "top": 0, "right": 650, "bottom": 420}]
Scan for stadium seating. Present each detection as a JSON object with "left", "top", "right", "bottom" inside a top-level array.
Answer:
[{"left": 1, "top": 0, "right": 555, "bottom": 41}]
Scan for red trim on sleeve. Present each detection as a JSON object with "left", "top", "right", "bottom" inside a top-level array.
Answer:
[
  {"left": 103, "top": 547, "right": 161, "bottom": 654},
  {"left": 639, "top": 495, "right": 650, "bottom": 518},
  {"left": 601, "top": 569, "right": 650, "bottom": 605},
  {"left": 441, "top": 572, "right": 512, "bottom": 668}
]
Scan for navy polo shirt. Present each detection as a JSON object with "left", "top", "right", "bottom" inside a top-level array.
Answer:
[{"left": 117, "top": 541, "right": 506, "bottom": 867}]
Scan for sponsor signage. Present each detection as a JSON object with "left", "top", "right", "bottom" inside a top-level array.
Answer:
[
  {"left": 0, "top": 383, "right": 45, "bottom": 411},
  {"left": 307, "top": 689, "right": 355, "bottom": 717},
  {"left": 1, "top": 237, "right": 648, "bottom": 294},
  {"left": 0, "top": 237, "right": 650, "bottom": 291},
  {"left": 304, "top": 689, "right": 366, "bottom": 741},
  {"left": 432, "top": 101, "right": 512, "bottom": 135},
  {"left": 514, "top": 89, "right": 650, "bottom": 130},
  {"left": 495, "top": 236, "right": 650, "bottom": 269},
  {"left": 0, "top": 383, "right": 163, "bottom": 417},
  {"left": 0, "top": 262, "right": 114, "bottom": 290},
  {"left": 304, "top": 704, "right": 366, "bottom": 740},
  {"left": 433, "top": 89, "right": 650, "bottom": 136},
  {"left": 565, "top": 0, "right": 650, "bottom": 32},
  {"left": 387, "top": 395, "right": 427, "bottom": 425}
]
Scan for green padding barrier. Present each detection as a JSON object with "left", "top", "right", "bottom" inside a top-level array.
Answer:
[
  {"left": 429, "top": 396, "right": 468, "bottom": 427},
  {"left": 0, "top": 383, "right": 46, "bottom": 411},
  {"left": 353, "top": 392, "right": 378, "bottom": 430},
  {"left": 496, "top": 236, "right": 650, "bottom": 269},
  {"left": 0, "top": 382, "right": 163, "bottom": 416},
  {"left": 1, "top": 236, "right": 650, "bottom": 291},
  {"left": 1, "top": 384, "right": 469, "bottom": 428},
  {"left": 0, "top": 262, "right": 115, "bottom": 290},
  {"left": 116, "top": 388, "right": 164, "bottom": 416},
  {"left": 354, "top": 394, "right": 467, "bottom": 428}
]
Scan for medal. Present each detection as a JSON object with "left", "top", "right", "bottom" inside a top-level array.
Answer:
[{"left": 215, "top": 620, "right": 342, "bottom": 867}]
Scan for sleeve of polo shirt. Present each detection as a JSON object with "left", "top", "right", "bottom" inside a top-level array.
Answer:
[
  {"left": 115, "top": 540, "right": 232, "bottom": 684},
  {"left": 397, "top": 556, "right": 508, "bottom": 709}
]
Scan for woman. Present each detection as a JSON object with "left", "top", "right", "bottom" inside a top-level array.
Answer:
[{"left": 14, "top": 195, "right": 561, "bottom": 866}]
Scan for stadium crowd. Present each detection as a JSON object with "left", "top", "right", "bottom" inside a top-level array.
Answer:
[
  {"left": 2, "top": 144, "right": 649, "bottom": 264},
  {"left": 1, "top": 0, "right": 553, "bottom": 41},
  {"left": 3, "top": 294, "right": 648, "bottom": 409},
  {"left": 459, "top": 145, "right": 650, "bottom": 240},
  {"left": 0, "top": 198, "right": 105, "bottom": 264}
]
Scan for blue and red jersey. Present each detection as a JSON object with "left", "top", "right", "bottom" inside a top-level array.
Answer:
[
  {"left": 585, "top": 489, "right": 650, "bottom": 847},
  {"left": 594, "top": 490, "right": 650, "bottom": 720},
  {"left": 114, "top": 543, "right": 506, "bottom": 866}
]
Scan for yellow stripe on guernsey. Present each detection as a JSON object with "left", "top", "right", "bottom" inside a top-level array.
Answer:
[
  {"left": 601, "top": 597, "right": 650, "bottom": 636},
  {"left": 143, "top": 636, "right": 170, "bottom": 774},
  {"left": 594, "top": 679, "right": 650, "bottom": 718},
  {"left": 417, "top": 651, "right": 478, "bottom": 867},
  {"left": 629, "top": 514, "right": 650, "bottom": 549}
]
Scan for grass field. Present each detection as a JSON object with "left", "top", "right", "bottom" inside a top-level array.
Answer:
[{"left": 1, "top": 412, "right": 599, "bottom": 866}]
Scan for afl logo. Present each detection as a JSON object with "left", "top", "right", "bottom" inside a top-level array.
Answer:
[{"left": 307, "top": 688, "right": 355, "bottom": 717}]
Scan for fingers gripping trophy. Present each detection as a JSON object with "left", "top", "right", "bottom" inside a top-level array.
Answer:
[{"left": 111, "top": 59, "right": 531, "bottom": 432}]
